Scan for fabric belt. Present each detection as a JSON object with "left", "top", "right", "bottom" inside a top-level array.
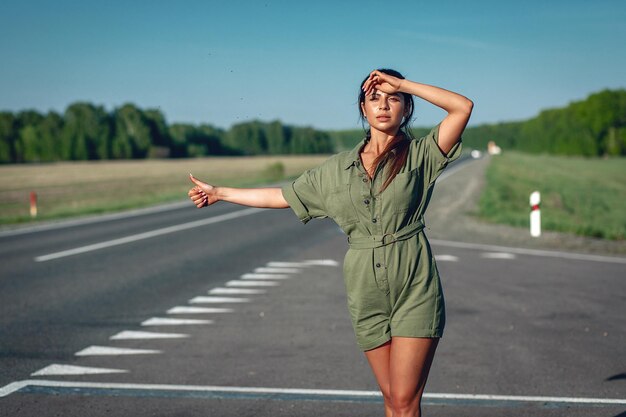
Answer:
[{"left": 347, "top": 219, "right": 425, "bottom": 249}]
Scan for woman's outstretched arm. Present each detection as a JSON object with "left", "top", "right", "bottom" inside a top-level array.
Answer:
[
  {"left": 188, "top": 174, "right": 289, "bottom": 209},
  {"left": 362, "top": 70, "right": 473, "bottom": 154}
]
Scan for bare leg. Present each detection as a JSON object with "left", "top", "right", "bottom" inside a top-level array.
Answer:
[
  {"left": 388, "top": 337, "right": 439, "bottom": 417},
  {"left": 364, "top": 340, "right": 392, "bottom": 417}
]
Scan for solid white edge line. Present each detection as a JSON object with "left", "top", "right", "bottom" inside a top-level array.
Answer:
[
  {"left": 2, "top": 380, "right": 625, "bottom": 405},
  {"left": 0, "top": 201, "right": 191, "bottom": 238},
  {"left": 430, "top": 239, "right": 626, "bottom": 264},
  {"left": 34, "top": 207, "right": 265, "bottom": 262}
]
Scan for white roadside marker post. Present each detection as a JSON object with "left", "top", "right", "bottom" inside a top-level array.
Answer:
[
  {"left": 30, "top": 191, "right": 38, "bottom": 218},
  {"left": 530, "top": 191, "right": 541, "bottom": 237}
]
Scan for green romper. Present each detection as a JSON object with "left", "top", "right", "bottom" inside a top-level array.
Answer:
[{"left": 281, "top": 123, "right": 462, "bottom": 351}]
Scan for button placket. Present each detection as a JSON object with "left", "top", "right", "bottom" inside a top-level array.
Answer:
[{"left": 373, "top": 247, "right": 389, "bottom": 293}]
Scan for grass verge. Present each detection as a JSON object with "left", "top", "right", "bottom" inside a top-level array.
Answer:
[
  {"left": 0, "top": 156, "right": 329, "bottom": 226},
  {"left": 479, "top": 152, "right": 626, "bottom": 240}
]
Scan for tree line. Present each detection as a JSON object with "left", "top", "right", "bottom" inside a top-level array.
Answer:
[
  {"left": 1, "top": 88, "right": 624, "bottom": 163},
  {"left": 460, "top": 89, "right": 626, "bottom": 156},
  {"left": 0, "top": 103, "right": 334, "bottom": 163}
]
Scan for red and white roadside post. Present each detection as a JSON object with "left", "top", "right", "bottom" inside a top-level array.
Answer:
[
  {"left": 30, "top": 191, "right": 38, "bottom": 218},
  {"left": 530, "top": 191, "right": 541, "bottom": 237}
]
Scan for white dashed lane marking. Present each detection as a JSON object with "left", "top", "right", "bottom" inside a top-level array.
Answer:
[
  {"left": 304, "top": 259, "right": 340, "bottom": 266},
  {"left": 75, "top": 346, "right": 161, "bottom": 356},
  {"left": 189, "top": 296, "right": 250, "bottom": 304},
  {"left": 430, "top": 239, "right": 626, "bottom": 264},
  {"left": 241, "top": 273, "right": 289, "bottom": 279},
  {"left": 110, "top": 331, "right": 189, "bottom": 340},
  {"left": 254, "top": 267, "right": 300, "bottom": 273},
  {"left": 435, "top": 254, "right": 459, "bottom": 262},
  {"left": 16, "top": 258, "right": 342, "bottom": 401},
  {"left": 209, "top": 288, "right": 267, "bottom": 295},
  {"left": 166, "top": 306, "right": 234, "bottom": 314},
  {"left": 31, "top": 364, "right": 128, "bottom": 376},
  {"left": 141, "top": 317, "right": 213, "bottom": 326},
  {"left": 225, "top": 280, "right": 279, "bottom": 287},
  {"left": 481, "top": 252, "right": 517, "bottom": 259},
  {"left": 266, "top": 262, "right": 311, "bottom": 268}
]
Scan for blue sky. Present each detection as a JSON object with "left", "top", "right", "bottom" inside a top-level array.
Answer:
[{"left": 1, "top": 0, "right": 624, "bottom": 130}]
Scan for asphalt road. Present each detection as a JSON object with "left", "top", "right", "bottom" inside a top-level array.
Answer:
[{"left": 1, "top": 162, "right": 625, "bottom": 417}]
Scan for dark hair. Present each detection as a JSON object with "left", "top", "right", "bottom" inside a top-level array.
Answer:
[{"left": 358, "top": 68, "right": 415, "bottom": 193}]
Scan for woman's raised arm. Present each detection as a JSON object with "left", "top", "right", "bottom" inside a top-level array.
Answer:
[
  {"left": 363, "top": 70, "right": 473, "bottom": 154},
  {"left": 188, "top": 174, "right": 289, "bottom": 209}
]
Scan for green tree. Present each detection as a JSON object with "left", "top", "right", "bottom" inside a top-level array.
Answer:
[
  {"left": 14, "top": 110, "right": 44, "bottom": 162},
  {"left": 112, "top": 104, "right": 152, "bottom": 159},
  {"left": 266, "top": 120, "right": 287, "bottom": 154},
  {"left": 62, "top": 103, "right": 111, "bottom": 160},
  {"left": 37, "top": 112, "right": 64, "bottom": 161},
  {"left": 227, "top": 121, "right": 267, "bottom": 155},
  {"left": 144, "top": 109, "right": 171, "bottom": 157},
  {"left": 0, "top": 112, "right": 17, "bottom": 163}
]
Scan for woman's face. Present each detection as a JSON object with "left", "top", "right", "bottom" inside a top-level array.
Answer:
[{"left": 361, "top": 90, "right": 406, "bottom": 134}]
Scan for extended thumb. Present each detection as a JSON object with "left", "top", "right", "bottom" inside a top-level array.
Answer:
[{"left": 189, "top": 173, "right": 203, "bottom": 186}]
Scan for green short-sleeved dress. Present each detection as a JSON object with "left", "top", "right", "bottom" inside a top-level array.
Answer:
[{"left": 281, "top": 123, "right": 462, "bottom": 351}]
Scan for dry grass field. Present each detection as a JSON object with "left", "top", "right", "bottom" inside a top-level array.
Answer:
[{"left": 0, "top": 155, "right": 330, "bottom": 225}]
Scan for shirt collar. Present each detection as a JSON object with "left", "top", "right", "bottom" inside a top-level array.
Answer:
[{"left": 343, "top": 137, "right": 368, "bottom": 170}]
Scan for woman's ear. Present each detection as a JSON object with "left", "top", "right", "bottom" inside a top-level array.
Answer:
[
  {"left": 360, "top": 102, "right": 367, "bottom": 117},
  {"left": 404, "top": 102, "right": 411, "bottom": 118}
]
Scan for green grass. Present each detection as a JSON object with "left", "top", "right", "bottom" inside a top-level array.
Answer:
[
  {"left": 0, "top": 155, "right": 329, "bottom": 226},
  {"left": 479, "top": 152, "right": 626, "bottom": 240}
]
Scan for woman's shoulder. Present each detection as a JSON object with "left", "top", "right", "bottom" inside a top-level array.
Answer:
[{"left": 311, "top": 150, "right": 354, "bottom": 171}]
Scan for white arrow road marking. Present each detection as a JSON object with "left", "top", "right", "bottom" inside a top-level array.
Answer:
[
  {"left": 241, "top": 273, "right": 289, "bottom": 280},
  {"left": 110, "top": 331, "right": 189, "bottom": 340},
  {"left": 167, "top": 306, "right": 234, "bottom": 314},
  {"left": 75, "top": 346, "right": 161, "bottom": 356},
  {"left": 209, "top": 288, "right": 267, "bottom": 295},
  {"left": 254, "top": 267, "right": 300, "bottom": 273},
  {"left": 481, "top": 252, "right": 517, "bottom": 259},
  {"left": 31, "top": 364, "right": 129, "bottom": 376},
  {"left": 435, "top": 254, "right": 459, "bottom": 262},
  {"left": 226, "top": 280, "right": 278, "bottom": 287},
  {"left": 189, "top": 296, "right": 250, "bottom": 304},
  {"left": 304, "top": 259, "right": 340, "bottom": 266},
  {"left": 141, "top": 317, "right": 213, "bottom": 326}
]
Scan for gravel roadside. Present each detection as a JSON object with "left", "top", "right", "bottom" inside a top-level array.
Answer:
[{"left": 426, "top": 156, "right": 626, "bottom": 257}]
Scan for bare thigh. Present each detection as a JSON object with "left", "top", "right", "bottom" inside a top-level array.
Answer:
[{"left": 364, "top": 337, "right": 439, "bottom": 408}]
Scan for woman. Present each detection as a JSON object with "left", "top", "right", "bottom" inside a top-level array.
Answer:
[{"left": 188, "top": 69, "right": 473, "bottom": 417}]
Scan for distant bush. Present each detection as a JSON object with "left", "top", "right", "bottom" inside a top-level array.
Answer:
[{"left": 262, "top": 162, "right": 285, "bottom": 182}]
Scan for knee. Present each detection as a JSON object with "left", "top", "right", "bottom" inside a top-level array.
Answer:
[
  {"left": 390, "top": 390, "right": 421, "bottom": 415},
  {"left": 380, "top": 386, "right": 393, "bottom": 407}
]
